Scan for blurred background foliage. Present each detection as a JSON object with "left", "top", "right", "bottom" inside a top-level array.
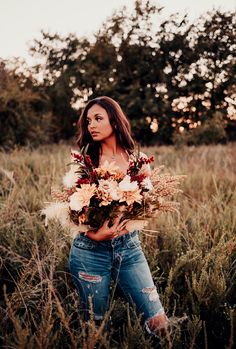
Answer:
[{"left": 0, "top": 0, "right": 235, "bottom": 149}]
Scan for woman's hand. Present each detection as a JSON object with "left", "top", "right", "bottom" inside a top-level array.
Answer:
[{"left": 86, "top": 215, "right": 129, "bottom": 241}]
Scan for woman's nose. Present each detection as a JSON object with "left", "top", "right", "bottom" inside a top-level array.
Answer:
[{"left": 89, "top": 120, "right": 96, "bottom": 128}]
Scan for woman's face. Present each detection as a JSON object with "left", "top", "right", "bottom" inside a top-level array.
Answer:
[{"left": 86, "top": 104, "right": 114, "bottom": 142}]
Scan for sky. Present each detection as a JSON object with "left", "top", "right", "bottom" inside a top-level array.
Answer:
[{"left": 0, "top": 0, "right": 235, "bottom": 65}]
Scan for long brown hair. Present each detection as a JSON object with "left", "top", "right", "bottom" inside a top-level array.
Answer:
[{"left": 77, "top": 96, "right": 135, "bottom": 166}]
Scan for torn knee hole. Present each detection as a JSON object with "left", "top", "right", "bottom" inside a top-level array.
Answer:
[
  {"left": 142, "top": 287, "right": 160, "bottom": 301},
  {"left": 79, "top": 272, "right": 102, "bottom": 283}
]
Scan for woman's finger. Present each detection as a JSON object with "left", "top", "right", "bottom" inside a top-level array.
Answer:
[
  {"left": 111, "top": 213, "right": 123, "bottom": 228},
  {"left": 107, "top": 231, "right": 118, "bottom": 240},
  {"left": 104, "top": 219, "right": 110, "bottom": 227},
  {"left": 116, "top": 228, "right": 128, "bottom": 237},
  {"left": 116, "top": 219, "right": 129, "bottom": 231}
]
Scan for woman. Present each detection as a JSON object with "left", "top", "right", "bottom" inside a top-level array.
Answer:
[{"left": 68, "top": 96, "right": 168, "bottom": 336}]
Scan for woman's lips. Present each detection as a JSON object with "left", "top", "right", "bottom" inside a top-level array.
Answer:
[{"left": 91, "top": 132, "right": 99, "bottom": 136}]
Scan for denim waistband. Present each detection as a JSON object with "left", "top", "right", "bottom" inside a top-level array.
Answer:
[{"left": 80, "top": 229, "right": 138, "bottom": 246}]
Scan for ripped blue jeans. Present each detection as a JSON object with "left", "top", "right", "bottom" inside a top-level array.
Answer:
[{"left": 68, "top": 230, "right": 165, "bottom": 330}]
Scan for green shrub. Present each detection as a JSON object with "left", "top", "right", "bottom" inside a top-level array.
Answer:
[{"left": 0, "top": 66, "right": 53, "bottom": 149}]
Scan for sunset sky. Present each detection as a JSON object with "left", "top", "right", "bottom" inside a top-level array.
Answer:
[{"left": 0, "top": 0, "right": 235, "bottom": 64}]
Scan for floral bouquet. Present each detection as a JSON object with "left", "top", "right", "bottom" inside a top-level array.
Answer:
[{"left": 42, "top": 149, "right": 185, "bottom": 236}]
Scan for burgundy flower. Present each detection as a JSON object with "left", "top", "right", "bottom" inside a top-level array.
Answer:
[
  {"left": 72, "top": 152, "right": 84, "bottom": 162},
  {"left": 130, "top": 173, "right": 147, "bottom": 184},
  {"left": 76, "top": 178, "right": 90, "bottom": 185},
  {"left": 85, "top": 155, "right": 93, "bottom": 167}
]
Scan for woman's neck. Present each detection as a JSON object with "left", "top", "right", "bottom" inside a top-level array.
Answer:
[
  {"left": 100, "top": 135, "right": 122, "bottom": 157},
  {"left": 99, "top": 138, "right": 129, "bottom": 171}
]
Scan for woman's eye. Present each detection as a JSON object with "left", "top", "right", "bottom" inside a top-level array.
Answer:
[{"left": 86, "top": 116, "right": 102, "bottom": 125}]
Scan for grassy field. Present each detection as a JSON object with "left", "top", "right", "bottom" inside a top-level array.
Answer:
[{"left": 0, "top": 143, "right": 235, "bottom": 349}]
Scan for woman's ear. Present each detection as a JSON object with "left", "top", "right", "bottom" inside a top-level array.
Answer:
[{"left": 112, "top": 122, "right": 117, "bottom": 130}]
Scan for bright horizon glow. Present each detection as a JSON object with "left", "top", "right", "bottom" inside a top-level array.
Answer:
[{"left": 0, "top": 0, "right": 235, "bottom": 65}]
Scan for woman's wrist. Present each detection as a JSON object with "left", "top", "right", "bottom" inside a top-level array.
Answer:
[{"left": 85, "top": 229, "right": 99, "bottom": 241}]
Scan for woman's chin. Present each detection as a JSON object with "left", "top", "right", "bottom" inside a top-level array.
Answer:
[{"left": 92, "top": 135, "right": 102, "bottom": 141}]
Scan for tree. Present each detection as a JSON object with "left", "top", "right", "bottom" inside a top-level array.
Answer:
[
  {"left": 0, "top": 61, "right": 52, "bottom": 148},
  {"left": 26, "top": 1, "right": 236, "bottom": 146}
]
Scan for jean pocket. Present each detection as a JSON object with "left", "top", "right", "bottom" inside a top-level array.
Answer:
[
  {"left": 126, "top": 236, "right": 141, "bottom": 249},
  {"left": 73, "top": 235, "right": 95, "bottom": 250}
]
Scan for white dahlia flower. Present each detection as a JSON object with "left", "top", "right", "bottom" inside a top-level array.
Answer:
[{"left": 69, "top": 184, "right": 96, "bottom": 211}]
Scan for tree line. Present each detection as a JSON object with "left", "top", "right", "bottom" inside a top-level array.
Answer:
[{"left": 0, "top": 0, "right": 235, "bottom": 149}]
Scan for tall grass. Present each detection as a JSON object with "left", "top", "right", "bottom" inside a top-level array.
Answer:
[{"left": 0, "top": 143, "right": 235, "bottom": 348}]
